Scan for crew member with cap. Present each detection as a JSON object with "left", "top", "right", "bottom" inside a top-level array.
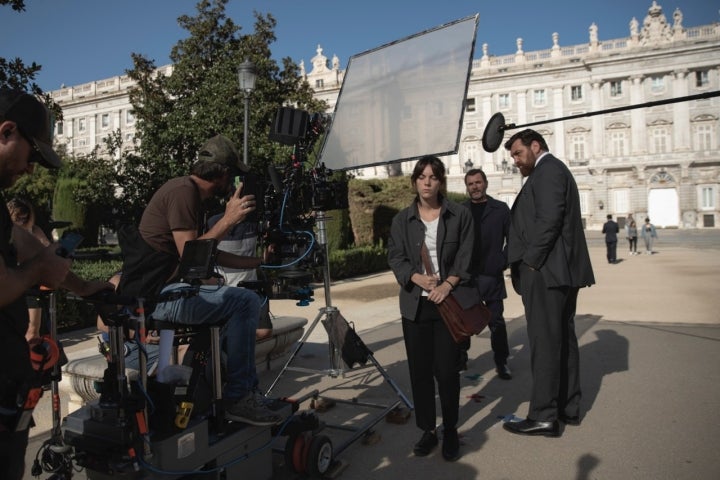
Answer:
[
  {"left": 117, "top": 134, "right": 282, "bottom": 426},
  {"left": 0, "top": 88, "right": 112, "bottom": 480}
]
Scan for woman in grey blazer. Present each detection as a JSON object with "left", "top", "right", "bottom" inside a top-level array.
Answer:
[{"left": 388, "top": 156, "right": 474, "bottom": 462}]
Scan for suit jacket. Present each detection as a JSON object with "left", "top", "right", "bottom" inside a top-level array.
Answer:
[
  {"left": 602, "top": 220, "right": 619, "bottom": 242},
  {"left": 463, "top": 196, "right": 510, "bottom": 300},
  {"left": 508, "top": 154, "right": 595, "bottom": 289},
  {"left": 388, "top": 197, "right": 474, "bottom": 321}
]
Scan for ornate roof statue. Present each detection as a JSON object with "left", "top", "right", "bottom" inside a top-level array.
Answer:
[{"left": 640, "top": 1, "right": 673, "bottom": 45}]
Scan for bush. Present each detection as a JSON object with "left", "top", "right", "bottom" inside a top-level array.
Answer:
[
  {"left": 328, "top": 243, "right": 388, "bottom": 280},
  {"left": 55, "top": 251, "right": 122, "bottom": 331}
]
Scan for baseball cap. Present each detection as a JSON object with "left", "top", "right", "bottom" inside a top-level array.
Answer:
[
  {"left": 197, "top": 134, "right": 249, "bottom": 173},
  {"left": 0, "top": 88, "right": 61, "bottom": 169}
]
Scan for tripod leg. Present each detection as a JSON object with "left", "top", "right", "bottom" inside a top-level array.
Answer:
[{"left": 266, "top": 308, "right": 326, "bottom": 396}]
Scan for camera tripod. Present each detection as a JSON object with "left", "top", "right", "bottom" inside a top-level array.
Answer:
[{"left": 265, "top": 210, "right": 412, "bottom": 459}]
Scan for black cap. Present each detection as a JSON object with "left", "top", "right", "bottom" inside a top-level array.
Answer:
[
  {"left": 197, "top": 134, "right": 249, "bottom": 174},
  {"left": 0, "top": 89, "right": 61, "bottom": 169}
]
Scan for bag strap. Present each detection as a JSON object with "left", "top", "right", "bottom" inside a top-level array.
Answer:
[{"left": 420, "top": 242, "right": 434, "bottom": 275}]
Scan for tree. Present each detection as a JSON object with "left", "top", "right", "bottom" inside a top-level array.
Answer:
[
  {"left": 118, "top": 0, "right": 327, "bottom": 220},
  {"left": 1, "top": 0, "right": 61, "bottom": 234}
]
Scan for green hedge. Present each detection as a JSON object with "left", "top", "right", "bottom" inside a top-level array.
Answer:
[{"left": 55, "top": 251, "right": 122, "bottom": 331}]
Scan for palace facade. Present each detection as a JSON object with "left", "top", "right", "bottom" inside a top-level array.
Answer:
[{"left": 49, "top": 2, "right": 719, "bottom": 229}]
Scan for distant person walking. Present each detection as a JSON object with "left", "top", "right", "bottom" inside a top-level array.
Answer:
[
  {"left": 626, "top": 215, "right": 638, "bottom": 256},
  {"left": 640, "top": 217, "right": 658, "bottom": 254},
  {"left": 602, "top": 214, "right": 619, "bottom": 264}
]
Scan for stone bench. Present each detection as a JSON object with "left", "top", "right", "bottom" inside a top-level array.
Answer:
[{"left": 60, "top": 315, "right": 308, "bottom": 412}]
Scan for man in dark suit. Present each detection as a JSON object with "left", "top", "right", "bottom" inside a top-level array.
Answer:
[
  {"left": 602, "top": 214, "right": 619, "bottom": 264},
  {"left": 462, "top": 169, "right": 512, "bottom": 380},
  {"left": 503, "top": 129, "right": 595, "bottom": 437}
]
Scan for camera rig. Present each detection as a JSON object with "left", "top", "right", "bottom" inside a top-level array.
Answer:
[{"left": 258, "top": 108, "right": 348, "bottom": 302}]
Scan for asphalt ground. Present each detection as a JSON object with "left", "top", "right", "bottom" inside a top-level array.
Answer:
[{"left": 24, "top": 229, "right": 720, "bottom": 479}]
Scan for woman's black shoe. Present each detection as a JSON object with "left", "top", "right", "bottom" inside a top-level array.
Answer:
[
  {"left": 413, "top": 430, "right": 438, "bottom": 456},
  {"left": 442, "top": 428, "right": 460, "bottom": 461}
]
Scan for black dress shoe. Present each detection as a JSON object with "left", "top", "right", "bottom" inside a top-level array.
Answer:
[
  {"left": 413, "top": 430, "right": 438, "bottom": 456},
  {"left": 442, "top": 428, "right": 460, "bottom": 461},
  {"left": 503, "top": 418, "right": 560, "bottom": 437},
  {"left": 561, "top": 414, "right": 581, "bottom": 426},
  {"left": 496, "top": 364, "right": 512, "bottom": 380}
]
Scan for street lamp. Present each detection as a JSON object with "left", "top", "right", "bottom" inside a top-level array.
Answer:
[
  {"left": 237, "top": 59, "right": 257, "bottom": 168},
  {"left": 464, "top": 159, "right": 473, "bottom": 173}
]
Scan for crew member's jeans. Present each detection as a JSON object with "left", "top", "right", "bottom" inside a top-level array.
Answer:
[{"left": 151, "top": 283, "right": 260, "bottom": 399}]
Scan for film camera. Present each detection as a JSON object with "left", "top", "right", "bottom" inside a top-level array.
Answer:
[{"left": 256, "top": 108, "right": 349, "bottom": 300}]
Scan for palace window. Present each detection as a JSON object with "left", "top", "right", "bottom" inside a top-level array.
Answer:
[
  {"left": 101, "top": 113, "right": 110, "bottom": 129},
  {"left": 498, "top": 93, "right": 511, "bottom": 109},
  {"left": 651, "top": 127, "right": 671, "bottom": 153},
  {"left": 695, "top": 70, "right": 709, "bottom": 88},
  {"left": 695, "top": 123, "right": 714, "bottom": 150},
  {"left": 533, "top": 89, "right": 546, "bottom": 106},
  {"left": 650, "top": 75, "right": 665, "bottom": 92},
  {"left": 579, "top": 191, "right": 589, "bottom": 215},
  {"left": 465, "top": 98, "right": 476, "bottom": 112},
  {"left": 570, "top": 85, "right": 583, "bottom": 101},
  {"left": 315, "top": 79, "right": 324, "bottom": 89},
  {"left": 613, "top": 189, "right": 630, "bottom": 213},
  {"left": 126, "top": 110, "right": 135, "bottom": 125},
  {"left": 56, "top": 121, "right": 64, "bottom": 136},
  {"left": 610, "top": 131, "right": 627, "bottom": 156},
  {"left": 610, "top": 81, "right": 623, "bottom": 97},
  {"left": 78, "top": 118, "right": 86, "bottom": 133},
  {"left": 700, "top": 186, "right": 715, "bottom": 209},
  {"left": 571, "top": 135, "right": 586, "bottom": 161}
]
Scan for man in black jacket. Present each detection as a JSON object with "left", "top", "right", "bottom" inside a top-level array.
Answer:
[
  {"left": 463, "top": 169, "right": 512, "bottom": 379},
  {"left": 0, "top": 89, "right": 110, "bottom": 480},
  {"left": 602, "top": 214, "right": 619, "bottom": 264},
  {"left": 504, "top": 129, "right": 595, "bottom": 437}
]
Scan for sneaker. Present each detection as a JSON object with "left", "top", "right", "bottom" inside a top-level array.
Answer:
[
  {"left": 413, "top": 430, "right": 438, "bottom": 456},
  {"left": 225, "top": 392, "right": 283, "bottom": 426},
  {"left": 442, "top": 428, "right": 460, "bottom": 461}
]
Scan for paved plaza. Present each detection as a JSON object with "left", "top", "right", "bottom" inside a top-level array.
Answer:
[{"left": 25, "top": 229, "right": 720, "bottom": 479}]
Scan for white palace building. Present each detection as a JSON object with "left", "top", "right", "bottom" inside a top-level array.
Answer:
[{"left": 49, "top": 2, "right": 720, "bottom": 230}]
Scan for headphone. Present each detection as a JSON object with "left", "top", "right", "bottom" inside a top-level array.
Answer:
[{"left": 29, "top": 335, "right": 61, "bottom": 372}]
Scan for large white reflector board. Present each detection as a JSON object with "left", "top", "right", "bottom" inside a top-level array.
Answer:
[{"left": 318, "top": 14, "right": 479, "bottom": 171}]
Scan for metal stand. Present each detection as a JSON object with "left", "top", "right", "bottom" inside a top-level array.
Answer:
[
  {"left": 265, "top": 211, "right": 412, "bottom": 459},
  {"left": 29, "top": 288, "right": 75, "bottom": 479}
]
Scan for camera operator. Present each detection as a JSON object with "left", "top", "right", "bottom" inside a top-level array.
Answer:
[
  {"left": 118, "top": 134, "right": 281, "bottom": 426},
  {"left": 207, "top": 207, "right": 274, "bottom": 341},
  {"left": 0, "top": 89, "right": 112, "bottom": 480}
]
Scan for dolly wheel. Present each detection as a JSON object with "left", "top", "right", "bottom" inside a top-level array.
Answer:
[
  {"left": 285, "top": 433, "right": 307, "bottom": 473},
  {"left": 306, "top": 434, "right": 333, "bottom": 477}
]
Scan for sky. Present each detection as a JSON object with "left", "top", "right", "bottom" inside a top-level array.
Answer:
[{"left": 1, "top": 0, "right": 717, "bottom": 92}]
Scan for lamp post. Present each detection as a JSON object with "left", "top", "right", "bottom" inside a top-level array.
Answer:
[
  {"left": 237, "top": 59, "right": 257, "bottom": 168},
  {"left": 464, "top": 159, "right": 473, "bottom": 173}
]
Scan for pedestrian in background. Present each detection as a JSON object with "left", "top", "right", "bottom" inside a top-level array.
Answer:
[
  {"left": 626, "top": 216, "right": 638, "bottom": 255},
  {"left": 640, "top": 217, "right": 658, "bottom": 254},
  {"left": 602, "top": 214, "right": 619, "bottom": 264}
]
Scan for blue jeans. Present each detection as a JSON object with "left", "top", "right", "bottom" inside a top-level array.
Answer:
[{"left": 151, "top": 283, "right": 260, "bottom": 399}]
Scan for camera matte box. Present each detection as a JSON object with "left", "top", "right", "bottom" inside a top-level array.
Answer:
[{"left": 269, "top": 107, "right": 309, "bottom": 145}]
